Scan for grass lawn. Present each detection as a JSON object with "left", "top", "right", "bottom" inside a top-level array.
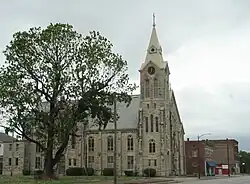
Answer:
[{"left": 0, "top": 175, "right": 143, "bottom": 184}]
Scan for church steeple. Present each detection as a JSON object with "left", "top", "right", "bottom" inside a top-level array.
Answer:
[
  {"left": 147, "top": 13, "right": 161, "bottom": 53},
  {"left": 140, "top": 14, "right": 165, "bottom": 70}
]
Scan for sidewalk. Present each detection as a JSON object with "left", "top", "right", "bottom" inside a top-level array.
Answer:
[{"left": 172, "top": 174, "right": 242, "bottom": 182}]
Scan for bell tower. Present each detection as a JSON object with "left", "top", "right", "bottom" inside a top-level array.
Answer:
[{"left": 137, "top": 14, "right": 172, "bottom": 176}]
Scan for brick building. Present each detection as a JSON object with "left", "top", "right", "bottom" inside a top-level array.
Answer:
[
  {"left": 185, "top": 138, "right": 216, "bottom": 176},
  {"left": 208, "top": 139, "right": 240, "bottom": 174}
]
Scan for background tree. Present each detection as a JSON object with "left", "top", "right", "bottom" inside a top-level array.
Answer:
[
  {"left": 0, "top": 23, "right": 136, "bottom": 178},
  {"left": 239, "top": 150, "right": 250, "bottom": 174}
]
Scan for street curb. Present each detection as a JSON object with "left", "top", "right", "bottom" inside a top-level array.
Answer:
[{"left": 123, "top": 179, "right": 175, "bottom": 184}]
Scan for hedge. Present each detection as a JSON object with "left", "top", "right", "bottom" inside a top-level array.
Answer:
[
  {"left": 143, "top": 168, "right": 156, "bottom": 177},
  {"left": 66, "top": 167, "right": 94, "bottom": 176},
  {"left": 103, "top": 168, "right": 114, "bottom": 176},
  {"left": 124, "top": 170, "right": 138, "bottom": 176},
  {"left": 22, "top": 169, "right": 31, "bottom": 175}
]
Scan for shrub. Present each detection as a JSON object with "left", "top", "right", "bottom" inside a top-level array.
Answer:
[
  {"left": 82, "top": 167, "right": 95, "bottom": 176},
  {"left": 143, "top": 168, "right": 156, "bottom": 177},
  {"left": 22, "top": 169, "right": 31, "bottom": 175},
  {"left": 103, "top": 168, "right": 114, "bottom": 176},
  {"left": 34, "top": 170, "right": 44, "bottom": 175},
  {"left": 66, "top": 167, "right": 83, "bottom": 176},
  {"left": 124, "top": 170, "right": 138, "bottom": 176},
  {"left": 33, "top": 170, "right": 44, "bottom": 180}
]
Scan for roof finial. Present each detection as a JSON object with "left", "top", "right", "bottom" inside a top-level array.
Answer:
[{"left": 153, "top": 13, "right": 156, "bottom": 28}]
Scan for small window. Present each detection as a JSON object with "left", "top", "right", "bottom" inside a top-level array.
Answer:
[
  {"left": 88, "top": 137, "right": 94, "bottom": 152},
  {"left": 145, "top": 117, "right": 149, "bottom": 132},
  {"left": 155, "top": 117, "right": 159, "bottom": 132},
  {"left": 69, "top": 159, "right": 72, "bottom": 166},
  {"left": 73, "top": 159, "right": 77, "bottom": 166},
  {"left": 16, "top": 144, "right": 19, "bottom": 151},
  {"left": 154, "top": 103, "right": 156, "bottom": 109},
  {"left": 150, "top": 114, "right": 154, "bottom": 132},
  {"left": 147, "top": 104, "right": 149, "bottom": 108},
  {"left": 35, "top": 157, "right": 41, "bottom": 169},
  {"left": 148, "top": 159, "right": 151, "bottom": 166},
  {"left": 154, "top": 159, "right": 157, "bottom": 166},
  {"left": 127, "top": 135, "right": 133, "bottom": 151},
  {"left": 8, "top": 158, "right": 11, "bottom": 166},
  {"left": 192, "top": 150, "right": 198, "bottom": 157},
  {"left": 9, "top": 144, "right": 12, "bottom": 151},
  {"left": 127, "top": 156, "right": 134, "bottom": 169},
  {"left": 107, "top": 136, "right": 114, "bottom": 151},
  {"left": 71, "top": 135, "right": 76, "bottom": 149},
  {"left": 107, "top": 156, "right": 113, "bottom": 164},
  {"left": 88, "top": 156, "right": 94, "bottom": 167},
  {"left": 15, "top": 158, "right": 18, "bottom": 166}
]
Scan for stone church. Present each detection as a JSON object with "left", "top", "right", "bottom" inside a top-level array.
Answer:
[
  {"left": 68, "top": 21, "right": 186, "bottom": 177},
  {"left": 2, "top": 19, "right": 185, "bottom": 177}
]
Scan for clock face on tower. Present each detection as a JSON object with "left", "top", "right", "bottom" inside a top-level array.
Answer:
[{"left": 147, "top": 66, "right": 155, "bottom": 75}]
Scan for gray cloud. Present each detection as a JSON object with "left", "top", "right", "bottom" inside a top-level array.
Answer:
[{"left": 1, "top": 0, "right": 250, "bottom": 150}]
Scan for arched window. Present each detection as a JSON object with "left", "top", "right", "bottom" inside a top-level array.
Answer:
[
  {"left": 150, "top": 114, "right": 154, "bottom": 132},
  {"left": 155, "top": 117, "right": 159, "bottom": 132},
  {"left": 154, "top": 78, "right": 159, "bottom": 98},
  {"left": 88, "top": 136, "right": 94, "bottom": 152},
  {"left": 145, "top": 117, "right": 149, "bottom": 132},
  {"left": 107, "top": 136, "right": 113, "bottom": 151},
  {"left": 145, "top": 79, "right": 149, "bottom": 98},
  {"left": 149, "top": 139, "right": 156, "bottom": 153},
  {"left": 127, "top": 135, "right": 133, "bottom": 151}
]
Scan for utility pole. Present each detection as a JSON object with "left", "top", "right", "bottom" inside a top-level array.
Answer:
[
  {"left": 113, "top": 96, "right": 117, "bottom": 184},
  {"left": 10, "top": 131, "right": 14, "bottom": 176},
  {"left": 197, "top": 135, "right": 200, "bottom": 179},
  {"left": 80, "top": 124, "right": 83, "bottom": 168},
  {"left": 226, "top": 138, "right": 230, "bottom": 177},
  {"left": 197, "top": 133, "right": 211, "bottom": 179}
]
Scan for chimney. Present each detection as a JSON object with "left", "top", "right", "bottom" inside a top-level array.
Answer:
[{"left": 187, "top": 138, "right": 190, "bottom": 141}]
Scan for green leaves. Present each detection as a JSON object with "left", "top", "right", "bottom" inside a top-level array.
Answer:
[{"left": 0, "top": 23, "right": 136, "bottom": 172}]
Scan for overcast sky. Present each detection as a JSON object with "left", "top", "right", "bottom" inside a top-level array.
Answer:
[{"left": 1, "top": 0, "right": 250, "bottom": 151}]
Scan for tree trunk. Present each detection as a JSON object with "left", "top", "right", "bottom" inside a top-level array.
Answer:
[{"left": 44, "top": 148, "right": 54, "bottom": 178}]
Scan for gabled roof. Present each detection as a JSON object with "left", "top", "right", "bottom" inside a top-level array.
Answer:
[{"left": 0, "top": 132, "right": 16, "bottom": 142}]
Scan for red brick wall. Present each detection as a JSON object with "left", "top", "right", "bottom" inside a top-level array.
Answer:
[{"left": 185, "top": 141, "right": 206, "bottom": 176}]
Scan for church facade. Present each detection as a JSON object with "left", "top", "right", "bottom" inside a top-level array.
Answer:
[
  {"left": 2, "top": 21, "right": 185, "bottom": 177},
  {"left": 66, "top": 23, "right": 186, "bottom": 176}
]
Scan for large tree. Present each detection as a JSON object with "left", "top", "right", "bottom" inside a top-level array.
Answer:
[{"left": 0, "top": 23, "right": 136, "bottom": 178}]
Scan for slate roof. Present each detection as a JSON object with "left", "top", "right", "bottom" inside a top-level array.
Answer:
[
  {"left": 90, "top": 94, "right": 140, "bottom": 130},
  {"left": 0, "top": 132, "right": 16, "bottom": 142}
]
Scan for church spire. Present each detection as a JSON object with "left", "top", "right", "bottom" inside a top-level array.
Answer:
[
  {"left": 153, "top": 13, "right": 156, "bottom": 28},
  {"left": 140, "top": 13, "right": 164, "bottom": 69},
  {"left": 147, "top": 13, "right": 162, "bottom": 54}
]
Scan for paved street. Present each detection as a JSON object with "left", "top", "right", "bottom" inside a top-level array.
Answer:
[{"left": 178, "top": 176, "right": 250, "bottom": 184}]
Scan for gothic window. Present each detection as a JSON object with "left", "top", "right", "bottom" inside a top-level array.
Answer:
[
  {"left": 150, "top": 114, "right": 154, "bottom": 132},
  {"left": 155, "top": 117, "right": 159, "bottom": 132},
  {"left": 149, "top": 139, "right": 156, "bottom": 153},
  {"left": 127, "top": 156, "right": 134, "bottom": 169},
  {"left": 145, "top": 79, "right": 149, "bottom": 98},
  {"left": 107, "top": 156, "right": 114, "bottom": 168},
  {"left": 107, "top": 136, "right": 114, "bottom": 151},
  {"left": 71, "top": 135, "right": 76, "bottom": 149},
  {"left": 154, "top": 78, "right": 159, "bottom": 98},
  {"left": 35, "top": 157, "right": 41, "bottom": 169},
  {"left": 88, "top": 136, "right": 94, "bottom": 152},
  {"left": 88, "top": 156, "right": 94, "bottom": 167},
  {"left": 145, "top": 117, "right": 149, "bottom": 132},
  {"left": 127, "top": 135, "right": 133, "bottom": 151}
]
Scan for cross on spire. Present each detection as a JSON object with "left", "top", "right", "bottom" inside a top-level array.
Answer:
[{"left": 153, "top": 13, "right": 156, "bottom": 28}]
